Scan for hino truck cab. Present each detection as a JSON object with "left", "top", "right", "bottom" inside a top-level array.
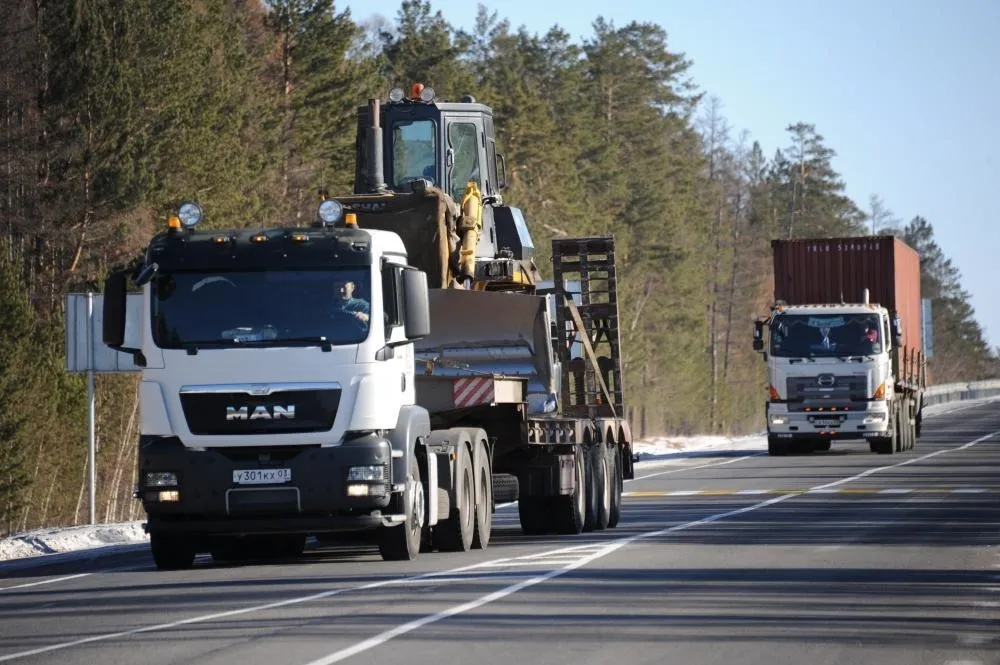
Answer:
[{"left": 754, "top": 298, "right": 908, "bottom": 456}]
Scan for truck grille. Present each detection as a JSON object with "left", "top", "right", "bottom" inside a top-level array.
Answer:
[
  {"left": 180, "top": 388, "right": 341, "bottom": 435},
  {"left": 785, "top": 375, "right": 867, "bottom": 402}
]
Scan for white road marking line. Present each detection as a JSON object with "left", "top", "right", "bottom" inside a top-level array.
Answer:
[
  {"left": 952, "top": 488, "right": 987, "bottom": 494},
  {"left": 631, "top": 454, "right": 758, "bottom": 482},
  {"left": 299, "top": 428, "right": 1000, "bottom": 665},
  {"left": 878, "top": 488, "right": 913, "bottom": 494},
  {"left": 0, "top": 574, "right": 90, "bottom": 592},
  {"left": 737, "top": 489, "right": 771, "bottom": 495}
]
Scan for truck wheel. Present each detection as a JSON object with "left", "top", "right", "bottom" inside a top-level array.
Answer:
[
  {"left": 552, "top": 449, "right": 586, "bottom": 535},
  {"left": 813, "top": 439, "right": 831, "bottom": 452},
  {"left": 150, "top": 533, "right": 195, "bottom": 571},
  {"left": 471, "top": 440, "right": 492, "bottom": 550},
  {"left": 607, "top": 445, "right": 623, "bottom": 529},
  {"left": 434, "top": 449, "right": 475, "bottom": 552},
  {"left": 378, "top": 455, "right": 424, "bottom": 561},
  {"left": 767, "top": 436, "right": 788, "bottom": 456},
  {"left": 583, "top": 444, "right": 608, "bottom": 532},
  {"left": 518, "top": 497, "right": 551, "bottom": 535}
]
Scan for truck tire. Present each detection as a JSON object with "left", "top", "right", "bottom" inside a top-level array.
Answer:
[
  {"left": 492, "top": 474, "right": 519, "bottom": 504},
  {"left": 767, "top": 436, "right": 788, "bottom": 456},
  {"left": 471, "top": 439, "right": 492, "bottom": 550},
  {"left": 813, "top": 439, "right": 831, "bottom": 452},
  {"left": 583, "top": 443, "right": 609, "bottom": 532},
  {"left": 150, "top": 533, "right": 196, "bottom": 571},
  {"left": 518, "top": 497, "right": 551, "bottom": 535},
  {"left": 378, "top": 454, "right": 424, "bottom": 561},
  {"left": 607, "top": 445, "right": 623, "bottom": 529},
  {"left": 434, "top": 449, "right": 475, "bottom": 552},
  {"left": 552, "top": 449, "right": 586, "bottom": 535},
  {"left": 871, "top": 409, "right": 898, "bottom": 454}
]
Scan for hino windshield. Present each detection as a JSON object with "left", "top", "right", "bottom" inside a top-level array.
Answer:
[
  {"left": 770, "top": 313, "right": 883, "bottom": 358},
  {"left": 151, "top": 269, "right": 372, "bottom": 349}
]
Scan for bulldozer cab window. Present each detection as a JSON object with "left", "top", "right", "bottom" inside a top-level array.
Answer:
[
  {"left": 447, "top": 122, "right": 481, "bottom": 200},
  {"left": 391, "top": 119, "right": 437, "bottom": 190}
]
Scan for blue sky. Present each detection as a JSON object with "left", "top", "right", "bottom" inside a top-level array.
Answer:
[{"left": 343, "top": 0, "right": 1000, "bottom": 350}]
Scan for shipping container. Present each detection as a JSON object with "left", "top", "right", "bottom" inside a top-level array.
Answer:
[{"left": 771, "top": 235, "right": 922, "bottom": 365}]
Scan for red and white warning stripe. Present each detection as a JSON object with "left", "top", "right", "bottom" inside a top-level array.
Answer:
[{"left": 452, "top": 377, "right": 495, "bottom": 408}]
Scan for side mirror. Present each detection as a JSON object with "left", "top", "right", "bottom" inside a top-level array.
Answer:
[
  {"left": 103, "top": 271, "right": 127, "bottom": 348},
  {"left": 497, "top": 153, "right": 508, "bottom": 190},
  {"left": 752, "top": 320, "right": 765, "bottom": 353},
  {"left": 891, "top": 314, "right": 904, "bottom": 347},
  {"left": 402, "top": 268, "right": 430, "bottom": 340}
]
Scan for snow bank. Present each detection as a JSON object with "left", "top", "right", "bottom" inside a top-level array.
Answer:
[{"left": 0, "top": 521, "right": 148, "bottom": 563}]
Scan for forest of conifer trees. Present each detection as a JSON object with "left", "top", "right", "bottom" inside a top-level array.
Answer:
[{"left": 0, "top": 0, "right": 995, "bottom": 534}]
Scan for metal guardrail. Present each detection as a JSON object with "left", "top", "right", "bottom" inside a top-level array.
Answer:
[{"left": 922, "top": 379, "right": 1000, "bottom": 407}]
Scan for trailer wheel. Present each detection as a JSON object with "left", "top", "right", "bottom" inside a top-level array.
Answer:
[
  {"left": 552, "top": 449, "right": 586, "bottom": 535},
  {"left": 583, "top": 443, "right": 607, "bottom": 532},
  {"left": 378, "top": 454, "right": 424, "bottom": 561},
  {"left": 607, "top": 445, "right": 623, "bottom": 529},
  {"left": 150, "top": 533, "right": 196, "bottom": 571},
  {"left": 518, "top": 497, "right": 550, "bottom": 535},
  {"left": 471, "top": 439, "right": 492, "bottom": 550},
  {"left": 434, "top": 448, "right": 475, "bottom": 552}
]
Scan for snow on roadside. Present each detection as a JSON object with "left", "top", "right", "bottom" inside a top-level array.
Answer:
[
  {"left": 1, "top": 395, "right": 995, "bottom": 565},
  {"left": 0, "top": 521, "right": 148, "bottom": 563}
]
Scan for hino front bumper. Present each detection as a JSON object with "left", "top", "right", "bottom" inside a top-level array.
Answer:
[{"left": 766, "top": 402, "right": 891, "bottom": 439}]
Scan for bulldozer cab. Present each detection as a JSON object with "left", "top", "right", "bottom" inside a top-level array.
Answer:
[
  {"left": 335, "top": 85, "right": 536, "bottom": 293},
  {"left": 353, "top": 86, "right": 506, "bottom": 202}
]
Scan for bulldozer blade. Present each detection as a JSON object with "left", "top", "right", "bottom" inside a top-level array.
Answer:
[{"left": 415, "top": 289, "right": 556, "bottom": 394}]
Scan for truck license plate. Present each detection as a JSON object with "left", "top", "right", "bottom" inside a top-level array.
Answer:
[
  {"left": 233, "top": 468, "right": 292, "bottom": 485},
  {"left": 812, "top": 418, "right": 841, "bottom": 427}
]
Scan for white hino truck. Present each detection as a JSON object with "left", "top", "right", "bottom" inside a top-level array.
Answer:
[
  {"left": 753, "top": 236, "right": 926, "bottom": 456},
  {"left": 102, "top": 85, "right": 633, "bottom": 569}
]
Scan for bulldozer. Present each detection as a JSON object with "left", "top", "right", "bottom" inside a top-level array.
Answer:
[{"left": 320, "top": 83, "right": 541, "bottom": 293}]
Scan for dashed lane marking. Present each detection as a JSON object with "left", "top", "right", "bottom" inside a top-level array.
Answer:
[{"left": 624, "top": 487, "right": 998, "bottom": 498}]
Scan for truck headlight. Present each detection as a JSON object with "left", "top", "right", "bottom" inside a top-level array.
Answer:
[
  {"left": 864, "top": 413, "right": 888, "bottom": 424},
  {"left": 347, "top": 465, "right": 385, "bottom": 482},
  {"left": 769, "top": 414, "right": 787, "bottom": 425},
  {"left": 145, "top": 471, "right": 178, "bottom": 487}
]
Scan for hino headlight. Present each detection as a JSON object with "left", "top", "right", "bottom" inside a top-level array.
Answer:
[
  {"left": 145, "top": 471, "right": 178, "bottom": 487},
  {"left": 347, "top": 465, "right": 385, "bottom": 482},
  {"left": 769, "top": 414, "right": 788, "bottom": 426},
  {"left": 177, "top": 202, "right": 203, "bottom": 228},
  {"left": 317, "top": 199, "right": 343, "bottom": 225}
]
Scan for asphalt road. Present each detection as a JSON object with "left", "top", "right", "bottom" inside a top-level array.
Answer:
[{"left": 0, "top": 401, "right": 997, "bottom": 665}]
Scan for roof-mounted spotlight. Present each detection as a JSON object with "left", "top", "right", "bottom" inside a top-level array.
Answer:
[
  {"left": 317, "top": 199, "right": 343, "bottom": 226},
  {"left": 177, "top": 202, "right": 203, "bottom": 229}
]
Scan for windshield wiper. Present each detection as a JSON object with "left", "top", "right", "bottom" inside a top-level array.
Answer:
[
  {"left": 274, "top": 336, "right": 333, "bottom": 352},
  {"left": 179, "top": 337, "right": 333, "bottom": 354}
]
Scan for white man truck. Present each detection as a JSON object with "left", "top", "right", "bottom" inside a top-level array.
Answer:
[
  {"left": 102, "top": 86, "right": 633, "bottom": 570},
  {"left": 753, "top": 236, "right": 925, "bottom": 456}
]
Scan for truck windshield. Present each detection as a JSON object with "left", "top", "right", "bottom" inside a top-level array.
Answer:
[
  {"left": 770, "top": 313, "right": 883, "bottom": 358},
  {"left": 150, "top": 269, "right": 372, "bottom": 349}
]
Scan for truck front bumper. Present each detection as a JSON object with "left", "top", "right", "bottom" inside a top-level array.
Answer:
[
  {"left": 766, "top": 402, "right": 891, "bottom": 439},
  {"left": 137, "top": 435, "right": 403, "bottom": 536}
]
